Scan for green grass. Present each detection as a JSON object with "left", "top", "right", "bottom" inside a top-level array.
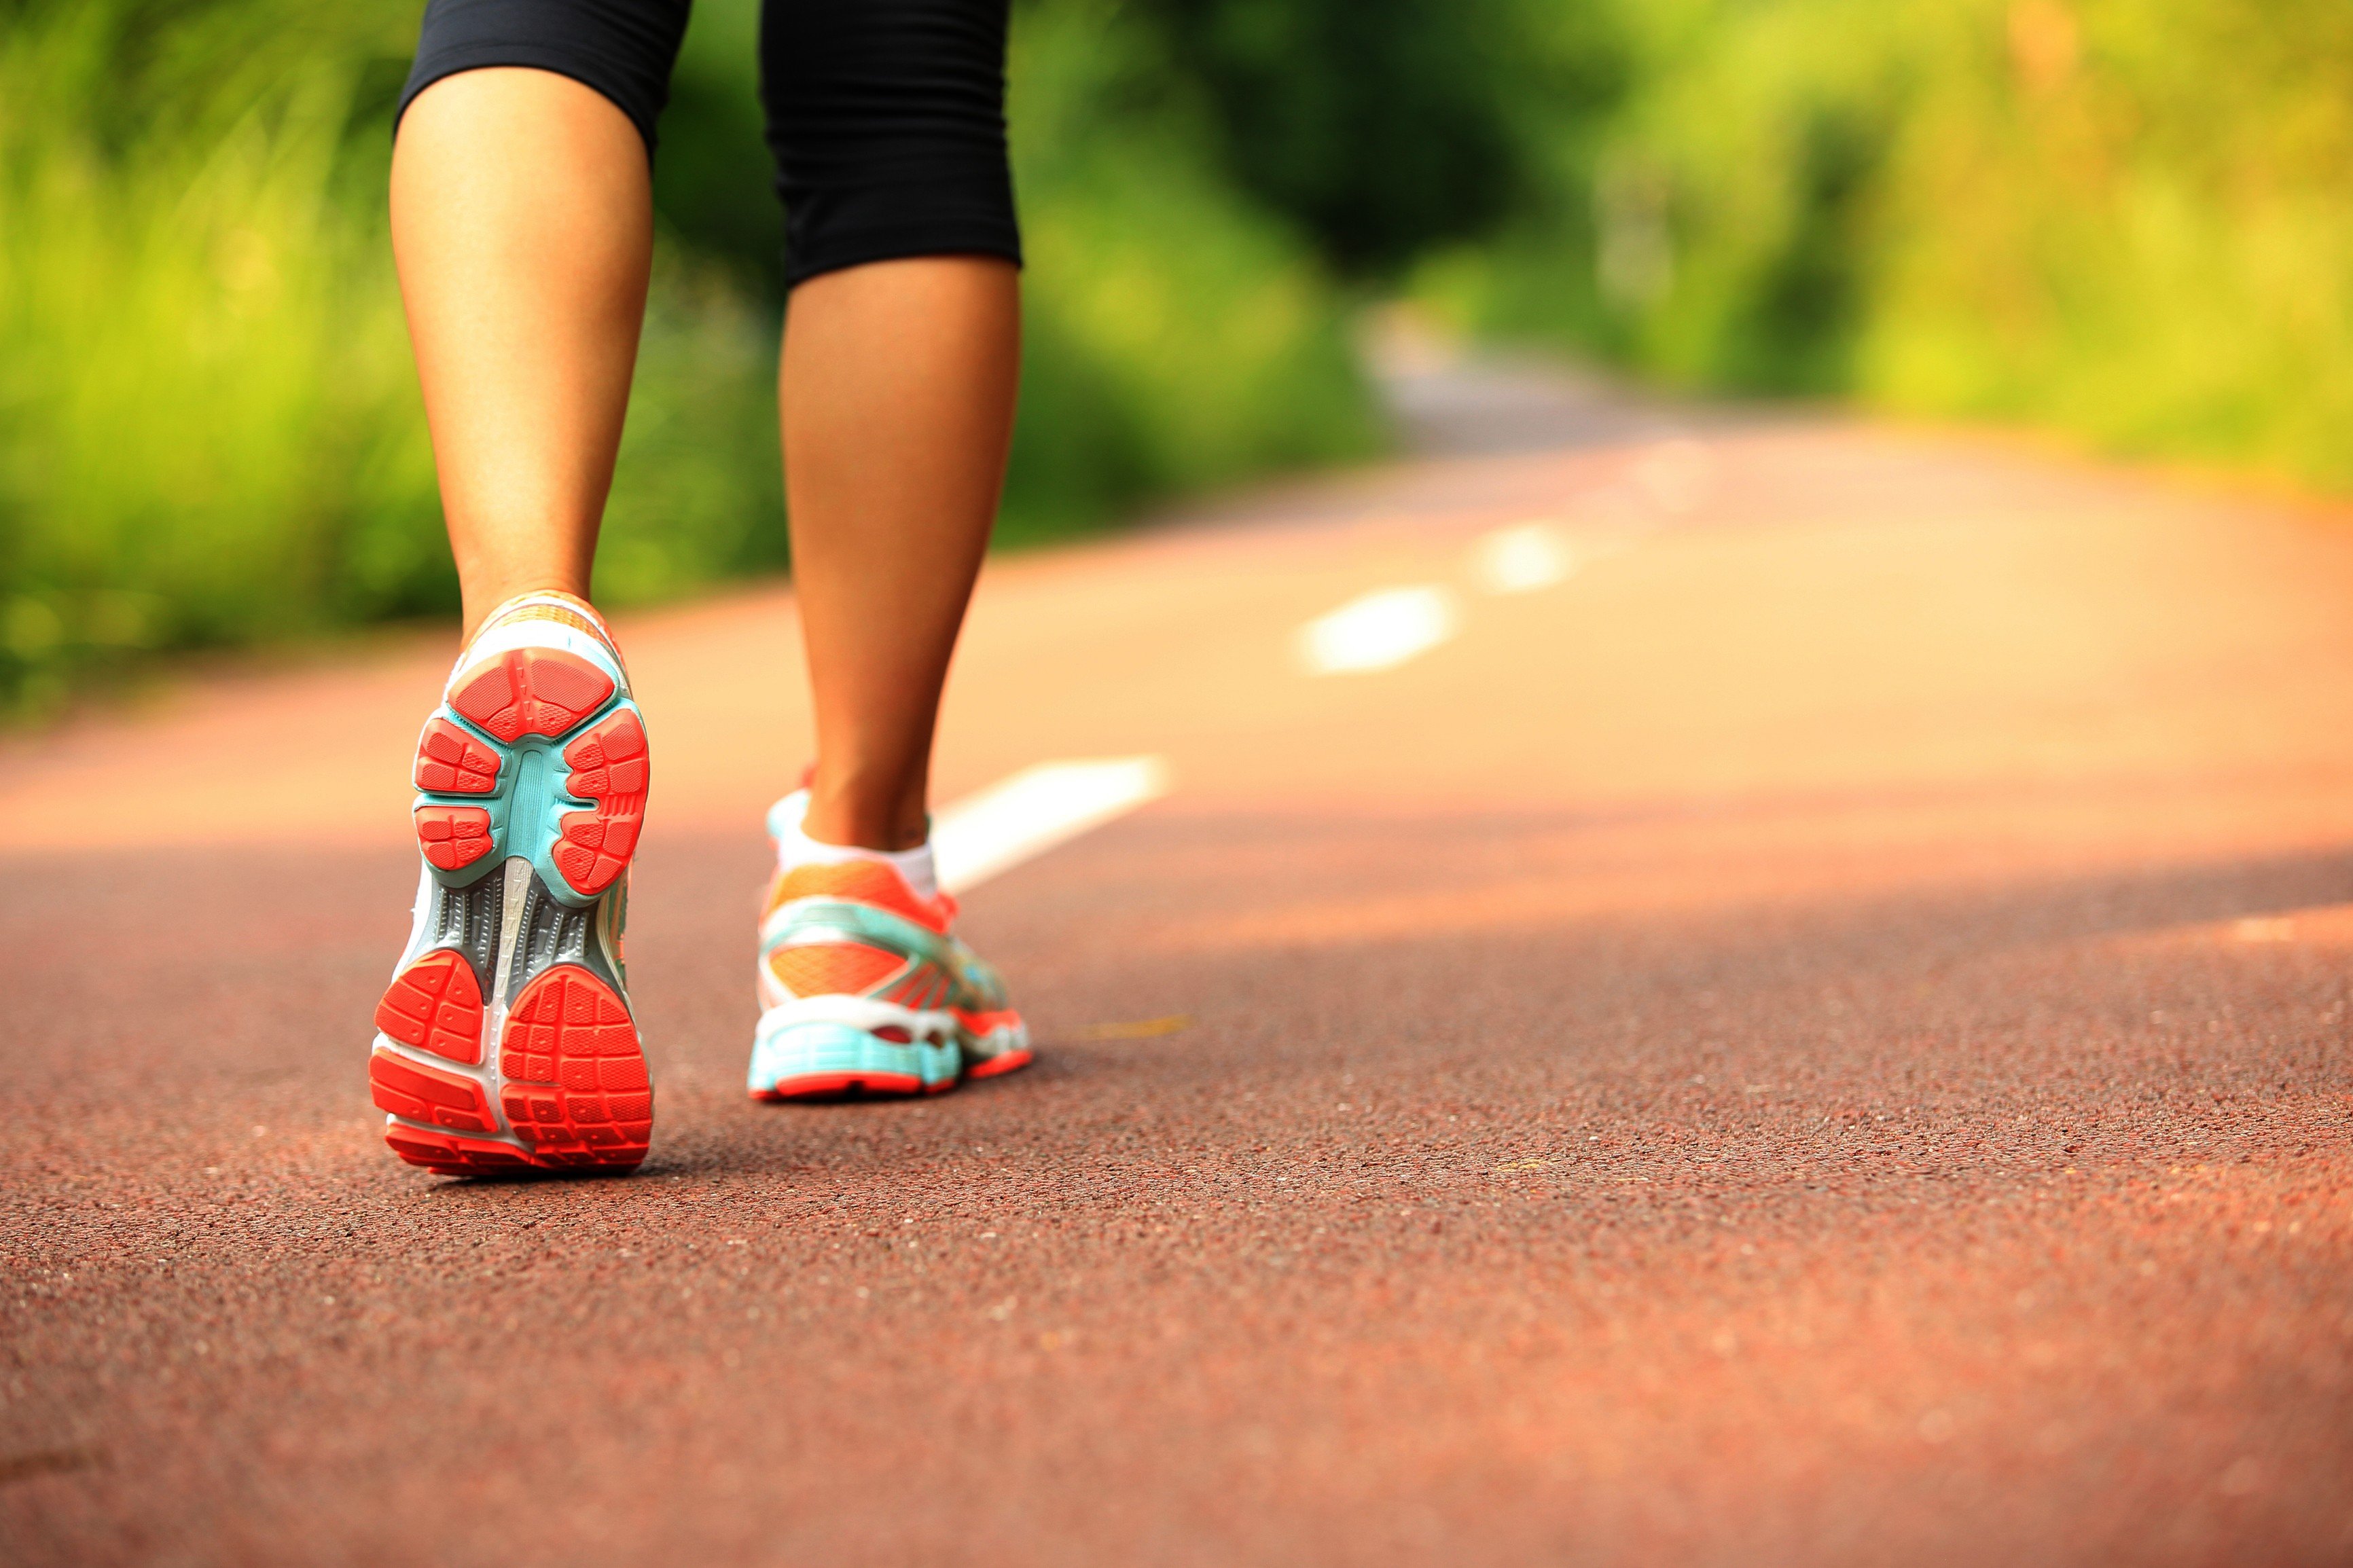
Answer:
[
  {"left": 0, "top": 5, "right": 431, "bottom": 710},
  {"left": 0, "top": 0, "right": 1377, "bottom": 716},
  {"left": 1001, "top": 0, "right": 1380, "bottom": 544}
]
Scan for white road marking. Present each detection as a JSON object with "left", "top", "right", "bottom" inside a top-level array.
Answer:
[
  {"left": 931, "top": 756, "right": 1172, "bottom": 894},
  {"left": 1297, "top": 585, "right": 1459, "bottom": 675},
  {"left": 1469, "top": 521, "right": 1577, "bottom": 594},
  {"left": 1630, "top": 437, "right": 1717, "bottom": 514}
]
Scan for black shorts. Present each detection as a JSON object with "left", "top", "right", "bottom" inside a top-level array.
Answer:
[{"left": 396, "top": 0, "right": 1020, "bottom": 289}]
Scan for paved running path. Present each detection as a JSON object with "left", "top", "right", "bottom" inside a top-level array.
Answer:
[{"left": 5, "top": 354, "right": 2352, "bottom": 1565}]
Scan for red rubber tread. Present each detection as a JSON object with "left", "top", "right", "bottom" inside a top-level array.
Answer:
[
  {"left": 369, "top": 1050, "right": 498, "bottom": 1134},
  {"left": 415, "top": 805, "right": 493, "bottom": 871},
  {"left": 382, "top": 1123, "right": 534, "bottom": 1174},
  {"left": 751, "top": 1070, "right": 927, "bottom": 1102},
  {"left": 449, "top": 649, "right": 614, "bottom": 744},
  {"left": 552, "top": 710, "right": 649, "bottom": 898},
  {"left": 414, "top": 718, "right": 502, "bottom": 795},
  {"left": 497, "top": 967, "right": 652, "bottom": 1167},
  {"left": 965, "top": 1049, "right": 1035, "bottom": 1080},
  {"left": 374, "top": 950, "right": 484, "bottom": 1064}
]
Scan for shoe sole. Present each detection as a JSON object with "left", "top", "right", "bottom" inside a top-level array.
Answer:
[
  {"left": 371, "top": 647, "right": 653, "bottom": 1175},
  {"left": 966, "top": 1046, "right": 1036, "bottom": 1080},
  {"left": 748, "top": 1016, "right": 1035, "bottom": 1101},
  {"left": 960, "top": 1011, "right": 1034, "bottom": 1080},
  {"left": 749, "top": 1019, "right": 962, "bottom": 1101}
]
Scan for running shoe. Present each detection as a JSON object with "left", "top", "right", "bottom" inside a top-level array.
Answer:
[
  {"left": 749, "top": 791, "right": 1032, "bottom": 1100},
  {"left": 368, "top": 591, "right": 653, "bottom": 1174}
]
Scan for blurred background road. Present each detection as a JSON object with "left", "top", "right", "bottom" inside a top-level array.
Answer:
[{"left": 6, "top": 344, "right": 2352, "bottom": 1565}]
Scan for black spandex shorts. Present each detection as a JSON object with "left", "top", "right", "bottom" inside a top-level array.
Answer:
[{"left": 397, "top": 0, "right": 1020, "bottom": 289}]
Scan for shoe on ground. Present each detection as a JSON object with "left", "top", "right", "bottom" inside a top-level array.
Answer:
[
  {"left": 368, "top": 591, "right": 653, "bottom": 1174},
  {"left": 749, "top": 791, "right": 1032, "bottom": 1100}
]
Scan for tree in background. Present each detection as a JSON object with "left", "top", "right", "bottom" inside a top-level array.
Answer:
[
  {"left": 1422, "top": 0, "right": 2353, "bottom": 488},
  {"left": 1144, "top": 0, "right": 1530, "bottom": 275}
]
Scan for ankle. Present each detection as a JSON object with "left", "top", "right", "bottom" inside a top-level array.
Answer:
[{"left": 801, "top": 776, "right": 927, "bottom": 852}]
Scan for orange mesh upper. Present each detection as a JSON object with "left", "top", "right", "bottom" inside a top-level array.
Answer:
[
  {"left": 767, "top": 943, "right": 905, "bottom": 998},
  {"left": 764, "top": 858, "right": 948, "bottom": 932}
]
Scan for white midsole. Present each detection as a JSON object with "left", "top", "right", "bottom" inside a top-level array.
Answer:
[
  {"left": 755, "top": 992, "right": 959, "bottom": 1046},
  {"left": 448, "top": 615, "right": 629, "bottom": 696}
]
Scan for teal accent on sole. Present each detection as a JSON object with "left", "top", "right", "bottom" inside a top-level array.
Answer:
[
  {"left": 415, "top": 695, "right": 640, "bottom": 908},
  {"left": 749, "top": 1019, "right": 959, "bottom": 1097},
  {"left": 510, "top": 746, "right": 550, "bottom": 871}
]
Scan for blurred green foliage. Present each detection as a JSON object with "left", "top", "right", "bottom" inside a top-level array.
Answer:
[
  {"left": 0, "top": 3, "right": 435, "bottom": 712},
  {"left": 0, "top": 0, "right": 1375, "bottom": 714},
  {"left": 9, "top": 0, "right": 2341, "bottom": 716},
  {"left": 1138, "top": 0, "right": 1566, "bottom": 275},
  {"left": 1420, "top": 0, "right": 2353, "bottom": 488}
]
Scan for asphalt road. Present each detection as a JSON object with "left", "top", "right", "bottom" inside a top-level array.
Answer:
[{"left": 5, "top": 353, "right": 2352, "bottom": 1566}]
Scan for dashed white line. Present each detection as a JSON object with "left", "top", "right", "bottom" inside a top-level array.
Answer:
[
  {"left": 1296, "top": 585, "right": 1459, "bottom": 675},
  {"left": 931, "top": 756, "right": 1172, "bottom": 894},
  {"left": 1630, "top": 437, "right": 1717, "bottom": 515},
  {"left": 1469, "top": 521, "right": 1576, "bottom": 594}
]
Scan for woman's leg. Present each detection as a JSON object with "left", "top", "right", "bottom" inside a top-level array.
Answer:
[
  {"left": 390, "top": 67, "right": 654, "bottom": 639},
  {"left": 376, "top": 40, "right": 683, "bottom": 1175},
  {"left": 746, "top": 0, "right": 1033, "bottom": 1102},
  {"left": 754, "top": 256, "right": 1031, "bottom": 1101},
  {"left": 783, "top": 257, "right": 1020, "bottom": 852},
  {"left": 760, "top": 0, "right": 1024, "bottom": 852}
]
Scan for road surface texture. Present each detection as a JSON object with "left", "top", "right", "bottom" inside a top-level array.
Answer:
[{"left": 5, "top": 344, "right": 2352, "bottom": 1567}]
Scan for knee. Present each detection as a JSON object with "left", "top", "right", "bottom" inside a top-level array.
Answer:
[
  {"left": 760, "top": 0, "right": 1022, "bottom": 288},
  {"left": 399, "top": 0, "right": 691, "bottom": 157}
]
